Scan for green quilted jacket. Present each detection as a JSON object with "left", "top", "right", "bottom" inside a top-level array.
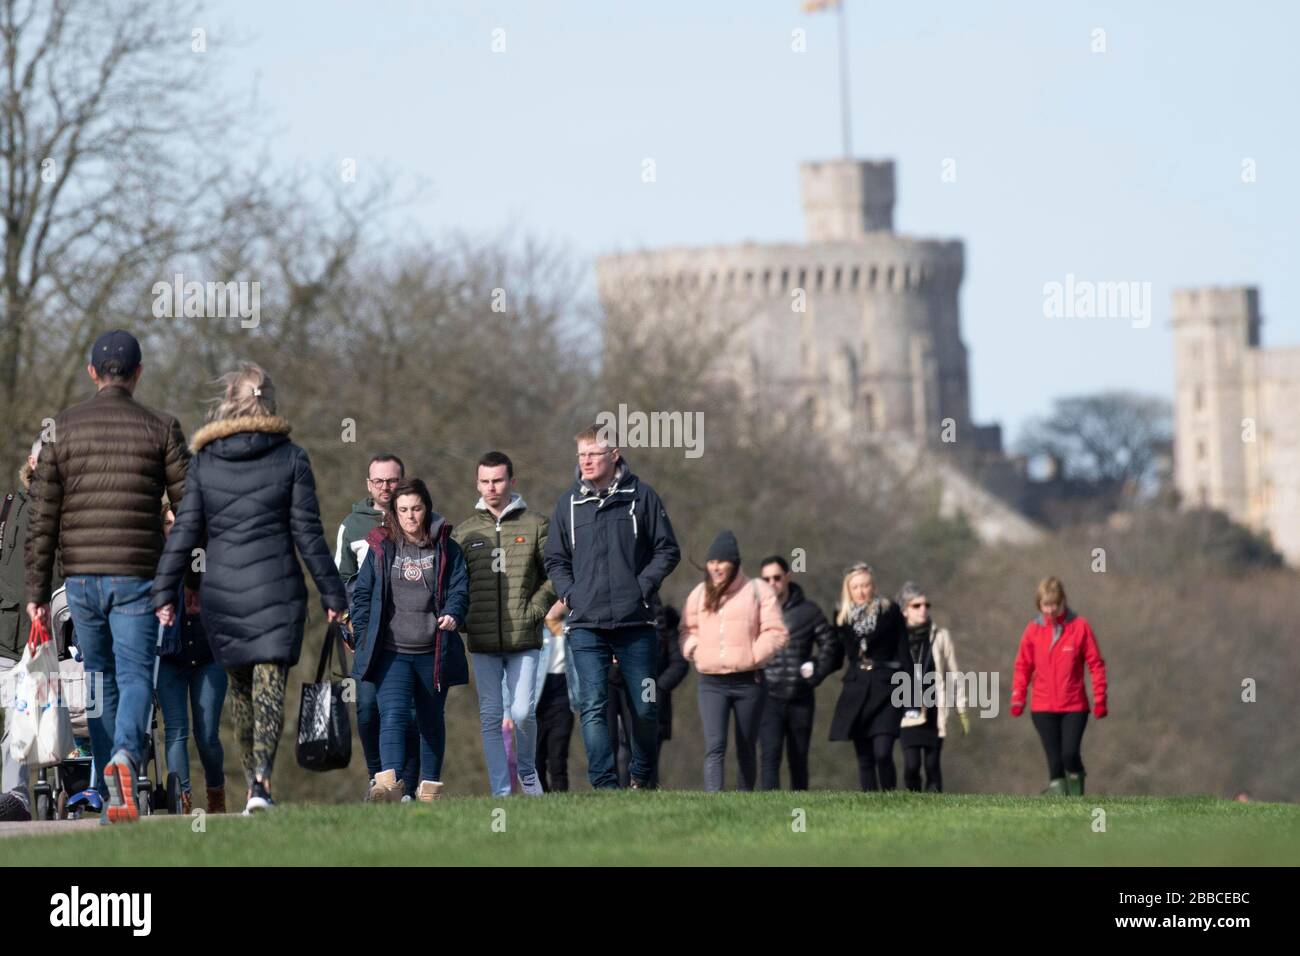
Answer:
[{"left": 451, "top": 495, "right": 556, "bottom": 654}]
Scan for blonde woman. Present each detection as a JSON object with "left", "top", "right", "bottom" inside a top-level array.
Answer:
[
  {"left": 826, "top": 562, "right": 909, "bottom": 791},
  {"left": 1010, "top": 576, "right": 1107, "bottom": 796},
  {"left": 153, "top": 363, "right": 347, "bottom": 813}
]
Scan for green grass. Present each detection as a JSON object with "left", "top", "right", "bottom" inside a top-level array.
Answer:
[{"left": 7, "top": 793, "right": 1297, "bottom": 866}]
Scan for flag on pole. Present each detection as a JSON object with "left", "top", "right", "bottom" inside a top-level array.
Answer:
[{"left": 802, "top": 0, "right": 840, "bottom": 12}]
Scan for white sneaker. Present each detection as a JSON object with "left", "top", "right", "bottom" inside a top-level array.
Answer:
[
  {"left": 401, "top": 794, "right": 413, "bottom": 803},
  {"left": 518, "top": 771, "right": 544, "bottom": 797}
]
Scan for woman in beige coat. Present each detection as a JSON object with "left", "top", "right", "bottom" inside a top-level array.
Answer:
[
  {"left": 896, "top": 581, "right": 969, "bottom": 792},
  {"left": 680, "top": 530, "right": 788, "bottom": 791}
]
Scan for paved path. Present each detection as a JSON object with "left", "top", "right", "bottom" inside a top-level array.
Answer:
[{"left": 0, "top": 814, "right": 188, "bottom": 838}]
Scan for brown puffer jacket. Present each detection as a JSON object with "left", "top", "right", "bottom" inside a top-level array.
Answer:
[{"left": 25, "top": 384, "right": 190, "bottom": 603}]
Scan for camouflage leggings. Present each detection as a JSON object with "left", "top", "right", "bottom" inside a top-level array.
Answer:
[{"left": 225, "top": 663, "right": 289, "bottom": 787}]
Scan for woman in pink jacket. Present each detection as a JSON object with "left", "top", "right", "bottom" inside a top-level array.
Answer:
[{"left": 680, "top": 530, "right": 788, "bottom": 791}]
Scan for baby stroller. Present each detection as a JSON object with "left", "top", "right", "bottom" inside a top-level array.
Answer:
[
  {"left": 29, "top": 587, "right": 183, "bottom": 819},
  {"left": 29, "top": 586, "right": 99, "bottom": 820}
]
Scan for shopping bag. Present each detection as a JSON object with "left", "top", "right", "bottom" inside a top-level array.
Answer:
[
  {"left": 295, "top": 623, "right": 353, "bottom": 772},
  {"left": 31, "top": 618, "right": 74, "bottom": 767},
  {"left": 4, "top": 639, "right": 39, "bottom": 762}
]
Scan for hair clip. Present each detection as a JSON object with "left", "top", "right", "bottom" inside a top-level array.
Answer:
[{"left": 252, "top": 386, "right": 262, "bottom": 397}]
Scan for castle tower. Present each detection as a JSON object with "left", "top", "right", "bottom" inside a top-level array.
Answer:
[
  {"left": 1172, "top": 286, "right": 1300, "bottom": 562},
  {"left": 1171, "top": 287, "right": 1260, "bottom": 523},
  {"left": 593, "top": 158, "right": 1045, "bottom": 545},
  {"left": 799, "top": 159, "right": 895, "bottom": 239},
  {"left": 596, "top": 159, "right": 970, "bottom": 448}
]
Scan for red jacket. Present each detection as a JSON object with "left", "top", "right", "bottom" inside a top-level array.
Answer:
[{"left": 1010, "top": 609, "right": 1107, "bottom": 716}]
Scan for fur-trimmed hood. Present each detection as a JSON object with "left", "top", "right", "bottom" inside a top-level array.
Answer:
[{"left": 190, "top": 414, "right": 292, "bottom": 455}]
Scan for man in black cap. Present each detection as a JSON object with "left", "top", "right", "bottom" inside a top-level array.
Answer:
[{"left": 25, "top": 330, "right": 192, "bottom": 823}]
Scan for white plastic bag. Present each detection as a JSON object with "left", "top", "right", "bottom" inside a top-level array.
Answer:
[
  {"left": 31, "top": 626, "right": 73, "bottom": 767},
  {"left": 5, "top": 641, "right": 40, "bottom": 762}
]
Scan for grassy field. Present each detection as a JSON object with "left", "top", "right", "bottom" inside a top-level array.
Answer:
[{"left": 5, "top": 792, "right": 1297, "bottom": 866}]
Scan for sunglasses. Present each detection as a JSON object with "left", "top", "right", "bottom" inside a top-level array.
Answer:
[
  {"left": 761, "top": 575, "right": 785, "bottom": 583},
  {"left": 909, "top": 601, "right": 931, "bottom": 609}
]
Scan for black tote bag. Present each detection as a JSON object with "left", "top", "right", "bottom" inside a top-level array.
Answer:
[{"left": 295, "top": 622, "right": 353, "bottom": 772}]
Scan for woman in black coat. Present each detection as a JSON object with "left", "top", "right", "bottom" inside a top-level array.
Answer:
[
  {"left": 826, "top": 562, "right": 910, "bottom": 791},
  {"left": 154, "top": 364, "right": 346, "bottom": 813}
]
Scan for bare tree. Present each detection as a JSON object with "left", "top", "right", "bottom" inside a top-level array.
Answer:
[
  {"left": 1015, "top": 391, "right": 1172, "bottom": 499},
  {"left": 0, "top": 0, "right": 263, "bottom": 458}
]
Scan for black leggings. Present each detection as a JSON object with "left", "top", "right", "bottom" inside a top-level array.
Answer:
[
  {"left": 902, "top": 740, "right": 943, "bottom": 792},
  {"left": 1031, "top": 711, "right": 1088, "bottom": 779},
  {"left": 852, "top": 733, "right": 898, "bottom": 791}
]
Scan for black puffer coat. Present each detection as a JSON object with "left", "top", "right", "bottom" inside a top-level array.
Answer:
[
  {"left": 762, "top": 583, "right": 838, "bottom": 701},
  {"left": 151, "top": 415, "right": 347, "bottom": 668}
]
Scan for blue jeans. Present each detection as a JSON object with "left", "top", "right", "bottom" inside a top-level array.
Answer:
[
  {"left": 64, "top": 575, "right": 157, "bottom": 794},
  {"left": 569, "top": 626, "right": 660, "bottom": 788},
  {"left": 471, "top": 650, "right": 541, "bottom": 796},
  {"left": 356, "top": 679, "right": 420, "bottom": 795},
  {"left": 373, "top": 649, "right": 447, "bottom": 783},
  {"left": 156, "top": 657, "right": 227, "bottom": 793}
]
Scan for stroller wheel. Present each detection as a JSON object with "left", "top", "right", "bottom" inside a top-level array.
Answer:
[
  {"left": 35, "top": 791, "right": 55, "bottom": 822},
  {"left": 56, "top": 791, "right": 68, "bottom": 821},
  {"left": 167, "top": 773, "right": 184, "bottom": 815},
  {"left": 137, "top": 788, "right": 152, "bottom": 817}
]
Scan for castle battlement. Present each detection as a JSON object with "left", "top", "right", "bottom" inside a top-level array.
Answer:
[
  {"left": 799, "top": 158, "right": 896, "bottom": 239},
  {"left": 1171, "top": 286, "right": 1260, "bottom": 338},
  {"left": 596, "top": 238, "right": 964, "bottom": 301}
]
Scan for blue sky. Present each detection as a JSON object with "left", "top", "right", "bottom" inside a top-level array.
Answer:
[{"left": 212, "top": 0, "right": 1298, "bottom": 441}]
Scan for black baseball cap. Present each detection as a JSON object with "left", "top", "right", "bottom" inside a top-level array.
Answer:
[{"left": 90, "top": 329, "right": 142, "bottom": 377}]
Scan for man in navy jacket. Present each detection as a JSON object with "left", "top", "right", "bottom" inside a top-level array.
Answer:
[{"left": 544, "top": 424, "right": 679, "bottom": 788}]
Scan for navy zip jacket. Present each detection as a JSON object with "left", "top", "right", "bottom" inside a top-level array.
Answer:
[
  {"left": 350, "top": 519, "right": 470, "bottom": 690},
  {"left": 544, "top": 458, "right": 680, "bottom": 631}
]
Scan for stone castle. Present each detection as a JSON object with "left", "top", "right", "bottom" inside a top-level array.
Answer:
[
  {"left": 595, "top": 158, "right": 1043, "bottom": 545},
  {"left": 1172, "top": 286, "right": 1300, "bottom": 562}
]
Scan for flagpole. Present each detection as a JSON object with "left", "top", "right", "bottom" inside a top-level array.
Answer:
[{"left": 837, "top": 0, "right": 852, "bottom": 158}]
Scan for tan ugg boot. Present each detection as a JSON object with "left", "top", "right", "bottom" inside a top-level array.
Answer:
[
  {"left": 369, "top": 769, "right": 403, "bottom": 803},
  {"left": 416, "top": 780, "right": 444, "bottom": 802},
  {"left": 206, "top": 786, "right": 226, "bottom": 814}
]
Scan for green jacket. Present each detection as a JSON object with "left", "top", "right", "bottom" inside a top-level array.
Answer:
[
  {"left": 334, "top": 497, "right": 384, "bottom": 600},
  {"left": 452, "top": 494, "right": 556, "bottom": 654}
]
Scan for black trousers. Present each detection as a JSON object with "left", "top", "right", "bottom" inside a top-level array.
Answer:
[
  {"left": 698, "top": 672, "right": 767, "bottom": 791},
  {"left": 758, "top": 694, "right": 815, "bottom": 790},
  {"left": 535, "top": 673, "right": 574, "bottom": 792},
  {"left": 902, "top": 739, "right": 943, "bottom": 792},
  {"left": 1031, "top": 710, "right": 1088, "bottom": 779},
  {"left": 852, "top": 733, "right": 899, "bottom": 791}
]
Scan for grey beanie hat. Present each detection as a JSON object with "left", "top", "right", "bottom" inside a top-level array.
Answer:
[{"left": 705, "top": 529, "right": 741, "bottom": 565}]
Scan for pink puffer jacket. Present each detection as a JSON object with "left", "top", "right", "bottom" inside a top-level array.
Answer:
[{"left": 680, "top": 575, "right": 788, "bottom": 675}]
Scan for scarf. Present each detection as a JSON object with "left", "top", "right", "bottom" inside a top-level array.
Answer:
[
  {"left": 907, "top": 621, "right": 930, "bottom": 664},
  {"left": 849, "top": 598, "right": 882, "bottom": 658}
]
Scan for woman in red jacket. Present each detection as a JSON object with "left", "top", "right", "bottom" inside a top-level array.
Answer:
[{"left": 1010, "top": 576, "right": 1107, "bottom": 796}]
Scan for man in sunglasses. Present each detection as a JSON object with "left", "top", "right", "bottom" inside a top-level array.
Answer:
[
  {"left": 756, "top": 555, "right": 837, "bottom": 790},
  {"left": 334, "top": 454, "right": 419, "bottom": 800}
]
